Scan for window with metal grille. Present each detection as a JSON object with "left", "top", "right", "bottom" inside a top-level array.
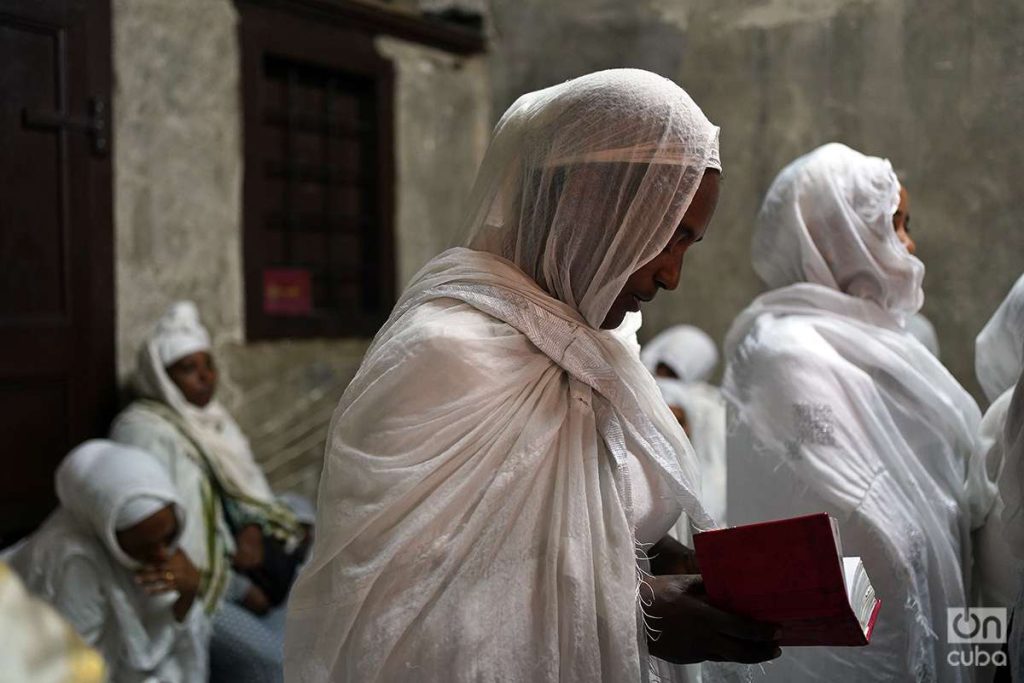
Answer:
[{"left": 241, "top": 4, "right": 395, "bottom": 339}]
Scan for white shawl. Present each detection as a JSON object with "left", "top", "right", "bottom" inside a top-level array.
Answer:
[
  {"left": 286, "top": 69, "right": 720, "bottom": 682},
  {"left": 723, "top": 144, "right": 984, "bottom": 683},
  {"left": 8, "top": 441, "right": 209, "bottom": 683}
]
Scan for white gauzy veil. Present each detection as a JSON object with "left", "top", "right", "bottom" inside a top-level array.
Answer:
[
  {"left": 463, "top": 69, "right": 720, "bottom": 329},
  {"left": 751, "top": 142, "right": 924, "bottom": 320}
]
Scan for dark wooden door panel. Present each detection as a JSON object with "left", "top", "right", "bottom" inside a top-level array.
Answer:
[{"left": 0, "top": 0, "right": 113, "bottom": 544}]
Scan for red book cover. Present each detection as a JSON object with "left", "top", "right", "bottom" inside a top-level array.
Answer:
[{"left": 693, "top": 512, "right": 881, "bottom": 647}]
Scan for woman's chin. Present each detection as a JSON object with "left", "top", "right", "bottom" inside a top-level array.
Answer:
[{"left": 600, "top": 306, "right": 628, "bottom": 330}]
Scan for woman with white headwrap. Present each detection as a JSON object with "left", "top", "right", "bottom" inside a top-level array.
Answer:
[
  {"left": 970, "top": 275, "right": 1024, "bottom": 616},
  {"left": 642, "top": 327, "right": 727, "bottom": 526},
  {"left": 286, "top": 69, "right": 781, "bottom": 682},
  {"left": 999, "top": 341, "right": 1024, "bottom": 681},
  {"left": 7, "top": 440, "right": 209, "bottom": 682},
  {"left": 723, "top": 143, "right": 987, "bottom": 682},
  {"left": 111, "top": 301, "right": 306, "bottom": 683}
]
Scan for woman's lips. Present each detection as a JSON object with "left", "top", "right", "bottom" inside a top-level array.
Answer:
[{"left": 627, "top": 295, "right": 641, "bottom": 312}]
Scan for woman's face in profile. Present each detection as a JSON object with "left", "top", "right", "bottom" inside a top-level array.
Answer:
[
  {"left": 601, "top": 170, "right": 721, "bottom": 330},
  {"left": 893, "top": 185, "right": 915, "bottom": 255}
]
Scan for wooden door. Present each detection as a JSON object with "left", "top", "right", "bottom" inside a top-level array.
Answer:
[{"left": 0, "top": 0, "right": 114, "bottom": 544}]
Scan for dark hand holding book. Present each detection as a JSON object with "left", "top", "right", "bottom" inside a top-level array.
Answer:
[{"left": 693, "top": 512, "right": 881, "bottom": 647}]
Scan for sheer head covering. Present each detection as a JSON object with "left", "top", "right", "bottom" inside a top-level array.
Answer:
[
  {"left": 905, "top": 312, "right": 940, "bottom": 358},
  {"left": 977, "top": 273, "right": 1024, "bottom": 403},
  {"left": 56, "top": 440, "right": 183, "bottom": 570},
  {"left": 752, "top": 142, "right": 923, "bottom": 319},
  {"left": 466, "top": 68, "right": 720, "bottom": 328},
  {"left": 7, "top": 440, "right": 207, "bottom": 680},
  {"left": 287, "top": 69, "right": 723, "bottom": 682},
  {"left": 723, "top": 144, "right": 982, "bottom": 682},
  {"left": 134, "top": 300, "right": 276, "bottom": 505},
  {"left": 641, "top": 324, "right": 719, "bottom": 382}
]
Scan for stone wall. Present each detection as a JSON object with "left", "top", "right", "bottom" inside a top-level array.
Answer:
[
  {"left": 488, "top": 0, "right": 1024, "bottom": 402},
  {"left": 112, "top": 0, "right": 489, "bottom": 497}
]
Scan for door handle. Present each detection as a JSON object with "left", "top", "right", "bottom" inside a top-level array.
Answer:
[{"left": 22, "top": 97, "right": 108, "bottom": 156}]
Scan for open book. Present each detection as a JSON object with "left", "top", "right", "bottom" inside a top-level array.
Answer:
[{"left": 693, "top": 512, "right": 881, "bottom": 646}]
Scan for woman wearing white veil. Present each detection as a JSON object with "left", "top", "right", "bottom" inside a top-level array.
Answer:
[
  {"left": 971, "top": 275, "right": 1024, "bottom": 614},
  {"left": 285, "top": 69, "right": 781, "bottom": 682},
  {"left": 723, "top": 143, "right": 988, "bottom": 682},
  {"left": 642, "top": 326, "right": 727, "bottom": 526}
]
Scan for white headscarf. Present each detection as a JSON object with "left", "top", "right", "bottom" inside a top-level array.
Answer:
[
  {"left": 641, "top": 325, "right": 719, "bottom": 382},
  {"left": 723, "top": 144, "right": 982, "bottom": 683},
  {"left": 977, "top": 274, "right": 1024, "bottom": 404},
  {"left": 752, "top": 142, "right": 924, "bottom": 320},
  {"left": 287, "top": 69, "right": 720, "bottom": 682},
  {"left": 8, "top": 441, "right": 206, "bottom": 681},
  {"left": 135, "top": 301, "right": 276, "bottom": 505}
]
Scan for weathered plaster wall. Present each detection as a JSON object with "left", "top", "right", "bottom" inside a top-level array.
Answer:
[
  {"left": 113, "top": 0, "right": 245, "bottom": 376},
  {"left": 113, "top": 0, "right": 489, "bottom": 497},
  {"left": 488, "top": 0, "right": 1024, "bottom": 401}
]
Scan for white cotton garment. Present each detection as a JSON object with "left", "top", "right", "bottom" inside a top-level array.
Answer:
[
  {"left": 133, "top": 300, "right": 276, "bottom": 505},
  {"left": 7, "top": 440, "right": 210, "bottom": 683},
  {"left": 723, "top": 143, "right": 985, "bottom": 683},
  {"left": 970, "top": 279, "right": 1024, "bottom": 617},
  {"left": 641, "top": 325, "right": 719, "bottom": 383},
  {"left": 285, "top": 68, "right": 721, "bottom": 683},
  {"left": 1000, "top": 343, "right": 1024, "bottom": 682},
  {"left": 657, "top": 377, "right": 727, "bottom": 529},
  {"left": 905, "top": 311, "right": 941, "bottom": 358},
  {"left": 977, "top": 274, "right": 1024, "bottom": 404}
]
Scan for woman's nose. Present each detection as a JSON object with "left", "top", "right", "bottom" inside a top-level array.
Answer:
[{"left": 654, "top": 252, "right": 683, "bottom": 291}]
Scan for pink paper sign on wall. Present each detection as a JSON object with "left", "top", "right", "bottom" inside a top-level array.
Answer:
[{"left": 263, "top": 268, "right": 312, "bottom": 316}]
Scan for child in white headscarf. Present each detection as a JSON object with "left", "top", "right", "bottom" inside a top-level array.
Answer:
[
  {"left": 642, "top": 326, "right": 727, "bottom": 526},
  {"left": 723, "top": 143, "right": 987, "bottom": 683},
  {"left": 111, "top": 301, "right": 306, "bottom": 683},
  {"left": 286, "top": 69, "right": 782, "bottom": 683},
  {"left": 7, "top": 440, "right": 208, "bottom": 682},
  {"left": 970, "top": 275, "right": 1024, "bottom": 616}
]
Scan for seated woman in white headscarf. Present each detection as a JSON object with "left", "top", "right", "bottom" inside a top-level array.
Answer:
[
  {"left": 6, "top": 440, "right": 208, "bottom": 682},
  {"left": 286, "top": 69, "right": 783, "bottom": 682},
  {"left": 642, "top": 325, "right": 727, "bottom": 527},
  {"left": 723, "top": 143, "right": 988, "bottom": 683},
  {"left": 970, "top": 274, "right": 1024, "bottom": 615},
  {"left": 111, "top": 301, "right": 307, "bottom": 683}
]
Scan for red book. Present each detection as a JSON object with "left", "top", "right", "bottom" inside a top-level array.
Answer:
[{"left": 693, "top": 512, "right": 881, "bottom": 647}]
